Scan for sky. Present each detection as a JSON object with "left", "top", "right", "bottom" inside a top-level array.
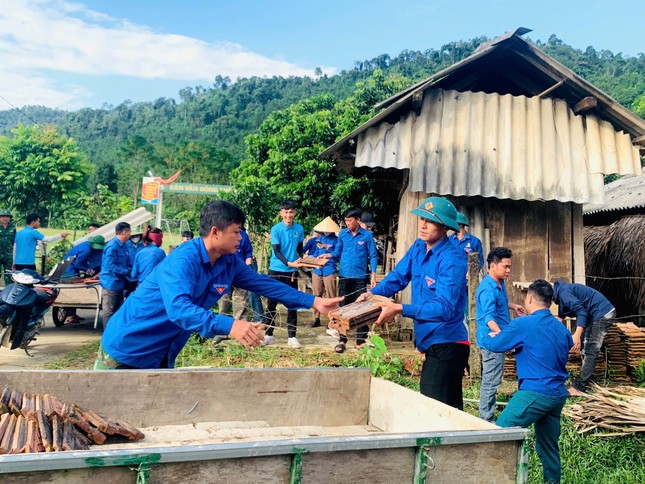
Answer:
[{"left": 0, "top": 0, "right": 643, "bottom": 112}]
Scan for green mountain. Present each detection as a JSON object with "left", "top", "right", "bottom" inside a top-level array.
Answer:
[{"left": 1, "top": 35, "right": 643, "bottom": 190}]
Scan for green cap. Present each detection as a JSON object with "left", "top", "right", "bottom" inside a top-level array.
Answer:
[
  {"left": 89, "top": 235, "right": 105, "bottom": 250},
  {"left": 456, "top": 212, "right": 469, "bottom": 226},
  {"left": 0, "top": 209, "right": 12, "bottom": 218},
  {"left": 410, "top": 196, "right": 460, "bottom": 232}
]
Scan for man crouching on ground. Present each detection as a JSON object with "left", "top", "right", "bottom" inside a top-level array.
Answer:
[
  {"left": 482, "top": 279, "right": 573, "bottom": 484},
  {"left": 95, "top": 200, "right": 342, "bottom": 369}
]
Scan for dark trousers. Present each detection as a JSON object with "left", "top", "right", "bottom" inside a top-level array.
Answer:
[
  {"left": 573, "top": 310, "right": 615, "bottom": 392},
  {"left": 101, "top": 289, "right": 124, "bottom": 328},
  {"left": 497, "top": 390, "right": 567, "bottom": 483},
  {"left": 420, "top": 343, "right": 470, "bottom": 410},
  {"left": 338, "top": 277, "right": 368, "bottom": 344},
  {"left": 14, "top": 263, "right": 36, "bottom": 271},
  {"left": 0, "top": 254, "right": 13, "bottom": 285},
  {"left": 265, "top": 270, "right": 298, "bottom": 338}
]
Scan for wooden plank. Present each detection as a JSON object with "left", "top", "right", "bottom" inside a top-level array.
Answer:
[
  {"left": 547, "top": 200, "right": 573, "bottom": 281},
  {"left": 368, "top": 378, "right": 496, "bottom": 432},
  {"left": 571, "top": 203, "right": 586, "bottom": 283},
  {"left": 0, "top": 369, "right": 371, "bottom": 428},
  {"left": 4, "top": 467, "right": 134, "bottom": 484},
  {"left": 538, "top": 80, "right": 565, "bottom": 98},
  {"left": 424, "top": 441, "right": 518, "bottom": 483},
  {"left": 468, "top": 252, "right": 482, "bottom": 377},
  {"left": 573, "top": 96, "right": 598, "bottom": 114},
  {"left": 303, "top": 448, "right": 415, "bottom": 483}
]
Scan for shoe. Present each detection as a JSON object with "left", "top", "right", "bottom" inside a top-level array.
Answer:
[
  {"left": 334, "top": 342, "right": 346, "bottom": 353},
  {"left": 211, "top": 335, "right": 229, "bottom": 346},
  {"left": 288, "top": 337, "right": 302, "bottom": 349},
  {"left": 309, "top": 320, "right": 321, "bottom": 328},
  {"left": 261, "top": 335, "right": 274, "bottom": 346},
  {"left": 326, "top": 328, "right": 339, "bottom": 338}
]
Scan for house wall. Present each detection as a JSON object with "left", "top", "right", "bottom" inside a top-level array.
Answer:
[{"left": 394, "top": 193, "right": 584, "bottom": 327}]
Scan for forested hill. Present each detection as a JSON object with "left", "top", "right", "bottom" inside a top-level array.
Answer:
[{"left": 1, "top": 34, "right": 644, "bottom": 188}]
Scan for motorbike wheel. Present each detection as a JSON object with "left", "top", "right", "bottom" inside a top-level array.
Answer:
[
  {"left": 0, "top": 324, "right": 11, "bottom": 348},
  {"left": 52, "top": 306, "right": 67, "bottom": 327}
]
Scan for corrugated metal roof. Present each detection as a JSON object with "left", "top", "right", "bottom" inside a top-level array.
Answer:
[
  {"left": 355, "top": 89, "right": 642, "bottom": 204},
  {"left": 322, "top": 29, "right": 645, "bottom": 161},
  {"left": 583, "top": 173, "right": 645, "bottom": 214}
]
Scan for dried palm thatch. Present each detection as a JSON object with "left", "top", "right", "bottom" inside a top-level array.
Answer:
[
  {"left": 584, "top": 214, "right": 645, "bottom": 326},
  {"left": 564, "top": 384, "right": 645, "bottom": 436}
]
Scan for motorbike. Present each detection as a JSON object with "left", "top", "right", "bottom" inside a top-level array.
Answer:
[{"left": 0, "top": 269, "right": 61, "bottom": 356}]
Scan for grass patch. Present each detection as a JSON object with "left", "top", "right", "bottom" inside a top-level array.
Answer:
[{"left": 44, "top": 340, "right": 100, "bottom": 369}]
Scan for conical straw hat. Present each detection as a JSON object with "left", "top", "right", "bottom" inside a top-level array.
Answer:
[{"left": 313, "top": 216, "right": 341, "bottom": 233}]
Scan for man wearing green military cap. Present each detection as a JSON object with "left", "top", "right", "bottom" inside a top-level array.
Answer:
[{"left": 0, "top": 209, "right": 16, "bottom": 285}]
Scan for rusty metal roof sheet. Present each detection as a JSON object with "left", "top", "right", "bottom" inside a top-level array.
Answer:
[
  {"left": 583, "top": 173, "right": 645, "bottom": 214},
  {"left": 354, "top": 89, "right": 642, "bottom": 204}
]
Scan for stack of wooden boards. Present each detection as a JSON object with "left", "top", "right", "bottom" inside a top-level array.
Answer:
[
  {"left": 0, "top": 386, "right": 144, "bottom": 454},
  {"left": 605, "top": 322, "right": 645, "bottom": 382},
  {"left": 327, "top": 297, "right": 387, "bottom": 335},
  {"left": 296, "top": 256, "right": 327, "bottom": 268},
  {"left": 504, "top": 322, "right": 644, "bottom": 383},
  {"left": 564, "top": 384, "right": 645, "bottom": 436}
]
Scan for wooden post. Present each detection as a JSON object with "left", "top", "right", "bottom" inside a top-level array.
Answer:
[{"left": 467, "top": 252, "right": 481, "bottom": 377}]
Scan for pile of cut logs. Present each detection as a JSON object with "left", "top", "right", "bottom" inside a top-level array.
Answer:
[
  {"left": 503, "top": 351, "right": 607, "bottom": 381},
  {"left": 327, "top": 297, "right": 387, "bottom": 335},
  {"left": 0, "top": 386, "right": 144, "bottom": 454}
]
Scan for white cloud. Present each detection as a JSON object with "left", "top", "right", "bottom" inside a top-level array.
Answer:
[{"left": 0, "top": 0, "right": 335, "bottom": 109}]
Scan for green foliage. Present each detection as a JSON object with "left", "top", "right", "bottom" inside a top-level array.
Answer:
[
  {"left": 635, "top": 360, "right": 645, "bottom": 386},
  {"left": 55, "top": 184, "right": 135, "bottom": 230},
  {"left": 44, "top": 238, "right": 73, "bottom": 273},
  {"left": 231, "top": 72, "right": 410, "bottom": 233},
  {"left": 0, "top": 124, "right": 91, "bottom": 218}
]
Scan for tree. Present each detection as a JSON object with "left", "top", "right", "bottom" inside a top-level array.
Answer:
[
  {"left": 0, "top": 124, "right": 90, "bottom": 220},
  {"left": 230, "top": 71, "right": 411, "bottom": 233}
]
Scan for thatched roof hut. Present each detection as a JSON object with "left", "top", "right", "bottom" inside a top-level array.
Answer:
[{"left": 584, "top": 215, "right": 645, "bottom": 326}]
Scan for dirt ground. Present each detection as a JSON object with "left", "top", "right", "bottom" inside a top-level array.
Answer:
[{"left": 0, "top": 308, "right": 102, "bottom": 369}]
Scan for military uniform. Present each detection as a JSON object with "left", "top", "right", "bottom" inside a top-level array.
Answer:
[{"left": 0, "top": 210, "right": 16, "bottom": 285}]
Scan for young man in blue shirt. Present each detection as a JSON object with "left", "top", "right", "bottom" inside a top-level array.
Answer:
[
  {"left": 482, "top": 279, "right": 573, "bottom": 484},
  {"left": 219, "top": 229, "right": 254, "bottom": 321},
  {"left": 358, "top": 197, "right": 469, "bottom": 409},
  {"left": 131, "top": 228, "right": 166, "bottom": 284},
  {"left": 63, "top": 235, "right": 105, "bottom": 277},
  {"left": 99, "top": 222, "right": 131, "bottom": 327},
  {"left": 553, "top": 280, "right": 616, "bottom": 396},
  {"left": 323, "top": 208, "right": 378, "bottom": 353},
  {"left": 449, "top": 212, "right": 484, "bottom": 271},
  {"left": 476, "top": 247, "right": 526, "bottom": 422},
  {"left": 264, "top": 201, "right": 306, "bottom": 348},
  {"left": 14, "top": 213, "right": 69, "bottom": 271},
  {"left": 303, "top": 216, "right": 339, "bottom": 328},
  {"left": 95, "top": 201, "right": 341, "bottom": 369}
]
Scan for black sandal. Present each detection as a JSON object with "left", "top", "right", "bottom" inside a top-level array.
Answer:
[{"left": 334, "top": 342, "right": 346, "bottom": 354}]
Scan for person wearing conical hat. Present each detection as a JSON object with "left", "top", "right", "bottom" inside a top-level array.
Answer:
[
  {"left": 302, "top": 217, "right": 340, "bottom": 328},
  {"left": 0, "top": 209, "right": 16, "bottom": 286},
  {"left": 449, "top": 212, "right": 484, "bottom": 271},
  {"left": 357, "top": 196, "right": 470, "bottom": 410}
]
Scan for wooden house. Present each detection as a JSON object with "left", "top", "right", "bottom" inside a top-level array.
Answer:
[{"left": 321, "top": 28, "right": 644, "bottom": 308}]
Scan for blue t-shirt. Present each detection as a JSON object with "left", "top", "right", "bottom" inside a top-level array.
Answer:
[
  {"left": 475, "top": 274, "right": 510, "bottom": 347},
  {"left": 101, "top": 238, "right": 315, "bottom": 368},
  {"left": 131, "top": 245, "right": 166, "bottom": 283},
  {"left": 99, "top": 238, "right": 131, "bottom": 291},
  {"left": 14, "top": 226, "right": 45, "bottom": 265},
  {"left": 449, "top": 233, "right": 484, "bottom": 269},
  {"left": 482, "top": 309, "right": 573, "bottom": 397},
  {"left": 371, "top": 237, "right": 468, "bottom": 352},
  {"left": 269, "top": 221, "right": 304, "bottom": 273},
  {"left": 303, "top": 234, "right": 337, "bottom": 276},
  {"left": 330, "top": 227, "right": 378, "bottom": 279},
  {"left": 63, "top": 242, "right": 102, "bottom": 275}
]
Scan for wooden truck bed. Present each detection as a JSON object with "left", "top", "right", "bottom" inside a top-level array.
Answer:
[{"left": 0, "top": 368, "right": 528, "bottom": 483}]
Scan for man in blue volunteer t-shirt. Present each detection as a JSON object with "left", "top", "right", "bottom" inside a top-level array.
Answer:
[
  {"left": 14, "top": 213, "right": 69, "bottom": 271},
  {"left": 264, "top": 201, "right": 306, "bottom": 349},
  {"left": 95, "top": 201, "right": 341, "bottom": 369}
]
